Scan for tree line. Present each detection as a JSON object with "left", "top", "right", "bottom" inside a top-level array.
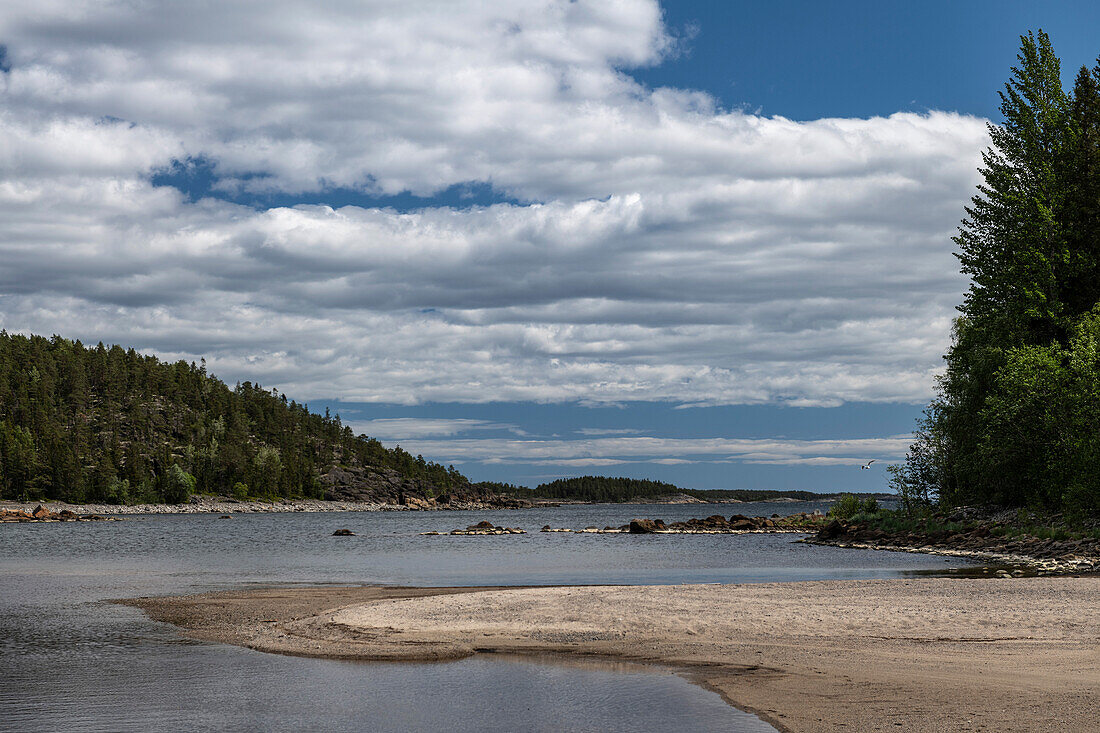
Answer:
[
  {"left": 518, "top": 476, "right": 856, "bottom": 504},
  {"left": 892, "top": 31, "right": 1100, "bottom": 519},
  {"left": 0, "top": 333, "right": 466, "bottom": 503}
]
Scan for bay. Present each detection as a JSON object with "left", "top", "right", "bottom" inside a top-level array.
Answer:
[{"left": 0, "top": 502, "right": 974, "bottom": 732}]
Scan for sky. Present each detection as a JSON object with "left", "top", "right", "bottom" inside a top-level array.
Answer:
[{"left": 2, "top": 1, "right": 1099, "bottom": 491}]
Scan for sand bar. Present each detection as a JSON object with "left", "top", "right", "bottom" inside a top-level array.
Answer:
[{"left": 123, "top": 577, "right": 1100, "bottom": 732}]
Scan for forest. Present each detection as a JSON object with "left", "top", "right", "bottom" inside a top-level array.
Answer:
[
  {"left": 0, "top": 333, "right": 467, "bottom": 503},
  {"left": 522, "top": 476, "right": 860, "bottom": 504},
  {"left": 893, "top": 31, "right": 1100, "bottom": 519}
]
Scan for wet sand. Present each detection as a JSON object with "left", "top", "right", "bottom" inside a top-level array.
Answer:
[{"left": 123, "top": 577, "right": 1100, "bottom": 732}]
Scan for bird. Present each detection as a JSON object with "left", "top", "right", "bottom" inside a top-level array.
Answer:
[{"left": 860, "top": 460, "right": 876, "bottom": 470}]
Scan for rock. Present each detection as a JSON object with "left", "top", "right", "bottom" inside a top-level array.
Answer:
[
  {"left": 629, "top": 518, "right": 660, "bottom": 534},
  {"left": 332, "top": 528, "right": 356, "bottom": 536},
  {"left": 219, "top": 515, "right": 232, "bottom": 519},
  {"left": 468, "top": 520, "right": 496, "bottom": 530},
  {"left": 729, "top": 514, "right": 751, "bottom": 522},
  {"left": 730, "top": 519, "right": 757, "bottom": 531},
  {"left": 817, "top": 520, "right": 847, "bottom": 540},
  {"left": 32, "top": 505, "right": 51, "bottom": 519}
]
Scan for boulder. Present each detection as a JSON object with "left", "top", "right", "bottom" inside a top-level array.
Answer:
[
  {"left": 332, "top": 528, "right": 356, "bottom": 536},
  {"left": 817, "top": 520, "right": 847, "bottom": 540},
  {"left": 730, "top": 519, "right": 757, "bottom": 531},
  {"left": 32, "top": 505, "right": 51, "bottom": 519},
  {"left": 629, "top": 518, "right": 660, "bottom": 534}
]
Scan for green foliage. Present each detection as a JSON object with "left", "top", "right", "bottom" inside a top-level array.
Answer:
[
  {"left": 0, "top": 332, "right": 470, "bottom": 503},
  {"left": 162, "top": 465, "right": 196, "bottom": 504},
  {"left": 527, "top": 476, "right": 683, "bottom": 503},
  {"left": 899, "top": 31, "right": 1100, "bottom": 517},
  {"left": 828, "top": 494, "right": 880, "bottom": 520}
]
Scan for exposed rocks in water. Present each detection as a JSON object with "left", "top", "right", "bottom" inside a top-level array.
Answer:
[
  {"left": 629, "top": 518, "right": 663, "bottom": 534},
  {"left": 0, "top": 506, "right": 114, "bottom": 523},
  {"left": 332, "top": 528, "right": 356, "bottom": 536},
  {"left": 808, "top": 518, "right": 1100, "bottom": 576},
  {"left": 538, "top": 512, "right": 827, "bottom": 534},
  {"left": 422, "top": 519, "right": 527, "bottom": 536}
]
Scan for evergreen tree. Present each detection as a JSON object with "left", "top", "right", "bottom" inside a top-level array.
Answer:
[
  {"left": 896, "top": 32, "right": 1100, "bottom": 515},
  {"left": 0, "top": 331, "right": 471, "bottom": 503}
]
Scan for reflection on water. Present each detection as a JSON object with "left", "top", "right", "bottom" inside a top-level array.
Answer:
[{"left": 0, "top": 502, "right": 973, "bottom": 731}]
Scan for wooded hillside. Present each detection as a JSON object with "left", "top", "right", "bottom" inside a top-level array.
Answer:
[{"left": 0, "top": 332, "right": 468, "bottom": 504}]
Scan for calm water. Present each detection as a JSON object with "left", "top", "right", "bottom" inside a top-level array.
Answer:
[{"left": 0, "top": 502, "right": 975, "bottom": 732}]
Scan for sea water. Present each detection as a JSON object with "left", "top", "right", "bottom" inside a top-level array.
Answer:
[{"left": 0, "top": 502, "right": 974, "bottom": 732}]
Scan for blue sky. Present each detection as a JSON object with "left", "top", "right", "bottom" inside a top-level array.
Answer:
[
  {"left": 2, "top": 1, "right": 1098, "bottom": 491},
  {"left": 636, "top": 1, "right": 1100, "bottom": 121}
]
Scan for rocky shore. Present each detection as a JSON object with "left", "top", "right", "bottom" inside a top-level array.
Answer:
[
  {"left": 534, "top": 512, "right": 824, "bottom": 534},
  {"left": 809, "top": 516, "right": 1100, "bottom": 575},
  {"left": 0, "top": 505, "right": 118, "bottom": 523},
  {"left": 621, "top": 513, "right": 822, "bottom": 533},
  {"left": 0, "top": 494, "right": 553, "bottom": 517},
  {"left": 414, "top": 512, "right": 826, "bottom": 537}
]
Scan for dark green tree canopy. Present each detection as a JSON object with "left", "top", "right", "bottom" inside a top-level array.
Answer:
[
  {"left": 0, "top": 332, "right": 468, "bottom": 504},
  {"left": 895, "top": 31, "right": 1100, "bottom": 518}
]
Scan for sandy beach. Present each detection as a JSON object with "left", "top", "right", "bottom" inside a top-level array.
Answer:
[{"left": 124, "top": 577, "right": 1100, "bottom": 732}]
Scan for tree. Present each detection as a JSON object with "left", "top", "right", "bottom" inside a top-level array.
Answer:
[{"left": 898, "top": 32, "right": 1100, "bottom": 515}]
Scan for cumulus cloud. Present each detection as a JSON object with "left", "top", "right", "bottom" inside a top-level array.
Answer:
[
  {"left": 377, "top": 435, "right": 912, "bottom": 467},
  {"left": 350, "top": 418, "right": 526, "bottom": 439},
  {"left": 0, "top": 0, "right": 989, "bottom": 408}
]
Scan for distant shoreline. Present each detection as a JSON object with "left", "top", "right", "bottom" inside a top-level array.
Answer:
[
  {"left": 0, "top": 495, "right": 845, "bottom": 516},
  {"left": 122, "top": 578, "right": 1100, "bottom": 733}
]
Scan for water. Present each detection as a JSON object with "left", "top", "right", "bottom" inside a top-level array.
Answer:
[{"left": 0, "top": 502, "right": 975, "bottom": 732}]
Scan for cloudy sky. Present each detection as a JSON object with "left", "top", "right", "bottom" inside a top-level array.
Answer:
[{"left": 2, "top": 1, "right": 1098, "bottom": 490}]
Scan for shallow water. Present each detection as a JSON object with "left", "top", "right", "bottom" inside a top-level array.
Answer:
[{"left": 0, "top": 502, "right": 975, "bottom": 731}]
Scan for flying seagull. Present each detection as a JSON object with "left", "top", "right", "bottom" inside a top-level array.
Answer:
[{"left": 860, "top": 460, "right": 876, "bottom": 470}]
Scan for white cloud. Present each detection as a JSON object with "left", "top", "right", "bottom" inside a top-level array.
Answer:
[
  {"left": 350, "top": 417, "right": 525, "bottom": 439},
  {"left": 379, "top": 435, "right": 912, "bottom": 466},
  {"left": 0, "top": 1, "right": 989, "bottom": 408}
]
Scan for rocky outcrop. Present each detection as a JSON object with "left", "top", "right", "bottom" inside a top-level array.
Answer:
[
  {"left": 538, "top": 512, "right": 827, "bottom": 534},
  {"left": 422, "top": 520, "right": 527, "bottom": 536},
  {"left": 319, "top": 464, "right": 435, "bottom": 504},
  {"left": 319, "top": 463, "right": 547, "bottom": 510},
  {"left": 0, "top": 506, "right": 113, "bottom": 523},
  {"left": 809, "top": 518, "right": 1100, "bottom": 575},
  {"left": 629, "top": 518, "right": 663, "bottom": 533}
]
